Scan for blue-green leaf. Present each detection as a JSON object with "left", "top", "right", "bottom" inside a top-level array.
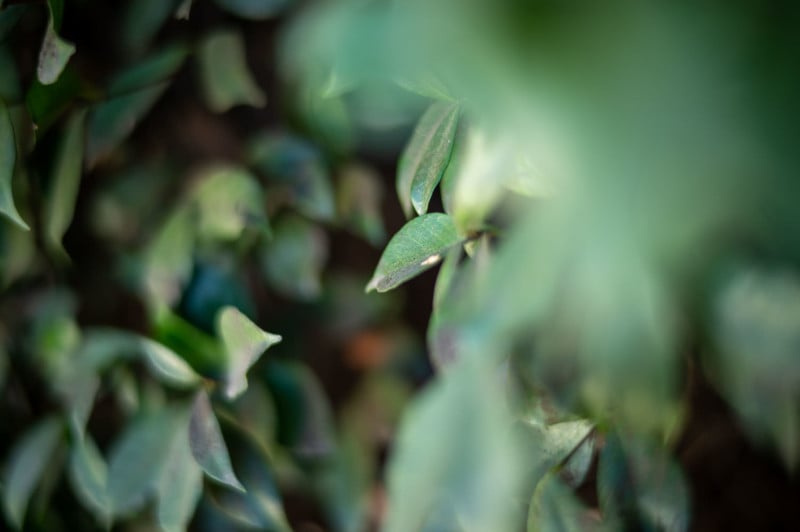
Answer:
[
  {"left": 156, "top": 412, "right": 203, "bottom": 532},
  {"left": 212, "top": 0, "right": 290, "bottom": 20},
  {"left": 367, "top": 213, "right": 462, "bottom": 293},
  {"left": 261, "top": 214, "right": 328, "bottom": 300},
  {"left": 189, "top": 390, "right": 245, "bottom": 490},
  {"left": 0, "top": 98, "right": 27, "bottom": 230},
  {"left": 68, "top": 431, "right": 110, "bottom": 525},
  {"left": 36, "top": 0, "right": 75, "bottom": 85},
  {"left": 397, "top": 101, "right": 459, "bottom": 217},
  {"left": 2, "top": 417, "right": 63, "bottom": 528}
]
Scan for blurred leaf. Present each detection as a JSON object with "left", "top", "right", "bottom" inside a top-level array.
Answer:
[
  {"left": 108, "top": 43, "right": 188, "bottom": 95},
  {"left": 107, "top": 404, "right": 188, "bottom": 517},
  {"left": 120, "top": 0, "right": 179, "bottom": 57},
  {"left": 0, "top": 98, "right": 27, "bottom": 230},
  {"left": 248, "top": 131, "right": 335, "bottom": 221},
  {"left": 156, "top": 409, "right": 203, "bottom": 532},
  {"left": 2, "top": 417, "right": 63, "bottom": 529},
  {"left": 86, "top": 83, "right": 168, "bottom": 166},
  {"left": 316, "top": 428, "right": 371, "bottom": 532},
  {"left": 218, "top": 381, "right": 277, "bottom": 451},
  {"left": 397, "top": 101, "right": 459, "bottom": 217},
  {"left": 68, "top": 430, "right": 110, "bottom": 525},
  {"left": 143, "top": 206, "right": 195, "bottom": 306},
  {"left": 198, "top": 30, "right": 265, "bottom": 113},
  {"left": 207, "top": 417, "right": 291, "bottom": 531},
  {"left": 527, "top": 474, "right": 594, "bottom": 532},
  {"left": 597, "top": 432, "right": 690, "bottom": 532},
  {"left": 175, "top": 0, "right": 192, "bottom": 19},
  {"left": 37, "top": 0, "right": 75, "bottom": 85},
  {"left": 139, "top": 335, "right": 202, "bottom": 387},
  {"left": 213, "top": 0, "right": 290, "bottom": 20},
  {"left": 216, "top": 306, "right": 281, "bottom": 400},
  {"left": 367, "top": 213, "right": 461, "bottom": 293},
  {"left": 153, "top": 308, "right": 226, "bottom": 379},
  {"left": 0, "top": 46, "right": 20, "bottom": 101},
  {"left": 711, "top": 265, "right": 800, "bottom": 470},
  {"left": 265, "top": 360, "right": 336, "bottom": 461},
  {"left": 337, "top": 163, "right": 386, "bottom": 246},
  {"left": 25, "top": 67, "right": 82, "bottom": 134},
  {"left": 189, "top": 390, "right": 245, "bottom": 491},
  {"left": 261, "top": 213, "right": 328, "bottom": 300},
  {"left": 560, "top": 431, "right": 595, "bottom": 489},
  {"left": 191, "top": 165, "right": 268, "bottom": 242},
  {"left": 44, "top": 110, "right": 85, "bottom": 257},
  {"left": 179, "top": 259, "right": 257, "bottom": 334},
  {"left": 384, "top": 358, "right": 523, "bottom": 532},
  {"left": 0, "top": 5, "right": 25, "bottom": 42}
]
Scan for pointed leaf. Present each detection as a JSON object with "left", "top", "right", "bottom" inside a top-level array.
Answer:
[
  {"left": 37, "top": 0, "right": 75, "bottom": 85},
  {"left": 189, "top": 390, "right": 245, "bottom": 490},
  {"left": 198, "top": 30, "right": 265, "bottom": 112},
  {"left": 367, "top": 213, "right": 462, "bottom": 293},
  {"left": 0, "top": 98, "right": 27, "bottom": 229},
  {"left": 217, "top": 306, "right": 281, "bottom": 400},
  {"left": 44, "top": 110, "right": 85, "bottom": 256},
  {"left": 2, "top": 417, "right": 63, "bottom": 528},
  {"left": 397, "top": 101, "right": 459, "bottom": 217},
  {"left": 107, "top": 406, "right": 187, "bottom": 516},
  {"left": 68, "top": 431, "right": 110, "bottom": 524},
  {"left": 138, "top": 336, "right": 202, "bottom": 388},
  {"left": 156, "top": 413, "right": 203, "bottom": 532}
]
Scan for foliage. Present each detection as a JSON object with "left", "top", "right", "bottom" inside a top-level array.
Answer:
[{"left": 1, "top": 0, "right": 799, "bottom": 531}]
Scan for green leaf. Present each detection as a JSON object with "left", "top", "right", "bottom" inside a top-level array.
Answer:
[
  {"left": 597, "top": 432, "right": 690, "bottom": 532},
  {"left": 212, "top": 0, "right": 290, "bottom": 19},
  {"left": 25, "top": 67, "right": 82, "bottom": 134},
  {"left": 2, "top": 417, "right": 63, "bottom": 528},
  {"left": 383, "top": 358, "right": 523, "bottom": 532},
  {"left": 198, "top": 30, "right": 266, "bottom": 113},
  {"left": 175, "top": 0, "right": 193, "bottom": 19},
  {"left": 142, "top": 206, "right": 195, "bottom": 306},
  {"left": 36, "top": 0, "right": 75, "bottom": 85},
  {"left": 0, "top": 6, "right": 25, "bottom": 42},
  {"left": 107, "top": 43, "right": 188, "bottom": 96},
  {"left": 261, "top": 214, "right": 328, "bottom": 300},
  {"left": 367, "top": 213, "right": 462, "bottom": 293},
  {"left": 119, "top": 0, "right": 180, "bottom": 57},
  {"left": 107, "top": 405, "right": 188, "bottom": 517},
  {"left": 0, "top": 97, "right": 27, "bottom": 230},
  {"left": 190, "top": 165, "right": 268, "bottom": 241},
  {"left": 86, "top": 83, "right": 168, "bottom": 166},
  {"left": 527, "top": 474, "right": 594, "bottom": 532},
  {"left": 156, "top": 412, "right": 203, "bottom": 532},
  {"left": 397, "top": 101, "right": 459, "bottom": 217},
  {"left": 68, "top": 431, "right": 110, "bottom": 525},
  {"left": 44, "top": 110, "right": 85, "bottom": 256},
  {"left": 336, "top": 163, "right": 387, "bottom": 246},
  {"left": 139, "top": 336, "right": 202, "bottom": 387},
  {"left": 0, "top": 46, "right": 21, "bottom": 102},
  {"left": 189, "top": 390, "right": 245, "bottom": 490},
  {"left": 248, "top": 131, "right": 335, "bottom": 221},
  {"left": 216, "top": 306, "right": 281, "bottom": 400}
]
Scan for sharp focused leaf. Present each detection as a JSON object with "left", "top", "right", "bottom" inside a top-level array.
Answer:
[
  {"left": 397, "top": 101, "right": 459, "bottom": 217},
  {"left": 212, "top": 0, "right": 290, "bottom": 19},
  {"left": 261, "top": 214, "right": 328, "bottom": 300},
  {"left": 367, "top": 213, "right": 462, "bottom": 293},
  {"left": 216, "top": 306, "right": 281, "bottom": 400},
  {"left": 0, "top": 97, "right": 27, "bottom": 229},
  {"left": 189, "top": 391, "right": 245, "bottom": 491},
  {"left": 37, "top": 0, "right": 75, "bottom": 85},
  {"left": 68, "top": 431, "right": 110, "bottom": 524},
  {"left": 198, "top": 30, "right": 266, "bottom": 112},
  {"left": 156, "top": 412, "right": 203, "bottom": 532},
  {"left": 107, "top": 405, "right": 188, "bottom": 517},
  {"left": 2, "top": 417, "right": 63, "bottom": 528},
  {"left": 44, "top": 110, "right": 85, "bottom": 256}
]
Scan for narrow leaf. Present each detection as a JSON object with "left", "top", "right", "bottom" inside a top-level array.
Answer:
[
  {"left": 198, "top": 30, "right": 265, "bottom": 112},
  {"left": 397, "top": 101, "right": 459, "bottom": 217},
  {"left": 367, "top": 213, "right": 462, "bottom": 293},
  {"left": 2, "top": 417, "right": 63, "bottom": 528},
  {"left": 212, "top": 0, "right": 290, "bottom": 19},
  {"left": 68, "top": 431, "right": 110, "bottom": 524},
  {"left": 216, "top": 306, "right": 281, "bottom": 400},
  {"left": 44, "top": 110, "right": 85, "bottom": 256},
  {"left": 189, "top": 390, "right": 245, "bottom": 490},
  {"left": 36, "top": 0, "right": 75, "bottom": 85},
  {"left": 156, "top": 413, "right": 203, "bottom": 532},
  {"left": 0, "top": 97, "right": 27, "bottom": 229},
  {"left": 138, "top": 336, "right": 201, "bottom": 388}
]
